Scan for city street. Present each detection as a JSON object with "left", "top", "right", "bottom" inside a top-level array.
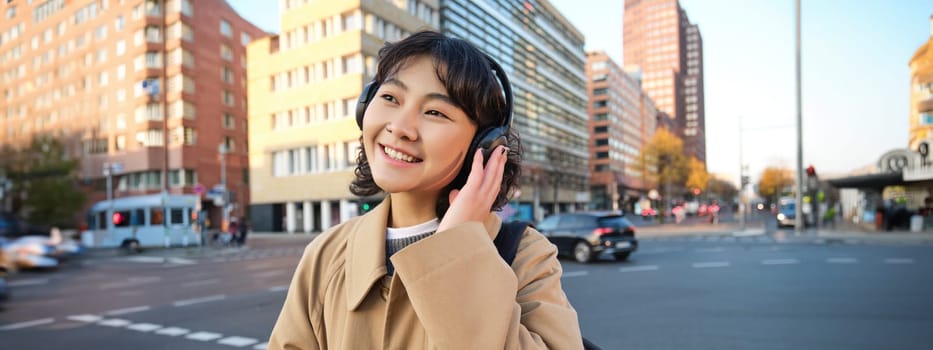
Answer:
[{"left": 2, "top": 223, "right": 932, "bottom": 349}]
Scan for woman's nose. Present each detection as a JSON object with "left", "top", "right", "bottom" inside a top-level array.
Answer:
[{"left": 385, "top": 110, "right": 419, "bottom": 141}]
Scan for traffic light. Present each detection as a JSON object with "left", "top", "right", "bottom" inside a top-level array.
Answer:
[
  {"left": 806, "top": 165, "right": 816, "bottom": 177},
  {"left": 692, "top": 188, "right": 701, "bottom": 196},
  {"left": 112, "top": 212, "right": 126, "bottom": 226}
]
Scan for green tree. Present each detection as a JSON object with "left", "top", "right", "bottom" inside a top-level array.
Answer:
[
  {"left": 4, "top": 136, "right": 85, "bottom": 228},
  {"left": 757, "top": 166, "right": 794, "bottom": 205}
]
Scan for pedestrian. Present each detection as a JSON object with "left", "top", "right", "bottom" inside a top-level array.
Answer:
[
  {"left": 236, "top": 216, "right": 248, "bottom": 246},
  {"left": 267, "top": 31, "right": 583, "bottom": 349}
]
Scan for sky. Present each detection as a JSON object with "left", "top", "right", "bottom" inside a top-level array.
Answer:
[{"left": 228, "top": 0, "right": 933, "bottom": 184}]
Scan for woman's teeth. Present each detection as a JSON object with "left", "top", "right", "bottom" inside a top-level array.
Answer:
[{"left": 384, "top": 146, "right": 418, "bottom": 163}]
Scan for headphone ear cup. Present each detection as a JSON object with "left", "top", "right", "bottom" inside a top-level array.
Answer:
[
  {"left": 356, "top": 82, "right": 378, "bottom": 130},
  {"left": 451, "top": 126, "right": 509, "bottom": 189}
]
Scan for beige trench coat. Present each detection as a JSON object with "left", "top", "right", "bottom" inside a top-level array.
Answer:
[{"left": 268, "top": 197, "right": 583, "bottom": 349}]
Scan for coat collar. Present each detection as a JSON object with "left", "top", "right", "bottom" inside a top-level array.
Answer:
[{"left": 345, "top": 196, "right": 504, "bottom": 311}]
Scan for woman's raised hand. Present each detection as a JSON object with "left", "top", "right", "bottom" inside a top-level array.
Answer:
[{"left": 437, "top": 145, "right": 508, "bottom": 233}]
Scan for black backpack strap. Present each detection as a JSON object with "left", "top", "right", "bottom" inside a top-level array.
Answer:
[
  {"left": 493, "top": 220, "right": 603, "bottom": 350},
  {"left": 493, "top": 221, "right": 529, "bottom": 266}
]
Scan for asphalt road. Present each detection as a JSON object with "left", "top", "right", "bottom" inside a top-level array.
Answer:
[{"left": 2, "top": 223, "right": 931, "bottom": 350}]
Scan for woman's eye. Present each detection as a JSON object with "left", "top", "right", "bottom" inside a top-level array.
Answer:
[
  {"left": 425, "top": 110, "right": 449, "bottom": 119},
  {"left": 380, "top": 94, "right": 397, "bottom": 103}
]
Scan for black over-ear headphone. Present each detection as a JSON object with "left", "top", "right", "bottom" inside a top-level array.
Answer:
[{"left": 355, "top": 53, "right": 514, "bottom": 187}]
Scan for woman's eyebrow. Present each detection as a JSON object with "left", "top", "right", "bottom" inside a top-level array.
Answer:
[{"left": 383, "top": 78, "right": 407, "bottom": 90}]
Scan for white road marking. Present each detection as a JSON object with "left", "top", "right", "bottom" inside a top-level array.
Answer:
[
  {"left": 100, "top": 276, "right": 162, "bottom": 290},
  {"left": 186, "top": 331, "right": 224, "bottom": 341},
  {"left": 104, "top": 305, "right": 151, "bottom": 316},
  {"left": 173, "top": 294, "right": 226, "bottom": 307},
  {"left": 124, "top": 256, "right": 167, "bottom": 264},
  {"left": 98, "top": 318, "right": 132, "bottom": 327},
  {"left": 181, "top": 279, "right": 220, "bottom": 288},
  {"left": 67, "top": 314, "right": 102, "bottom": 323},
  {"left": 827, "top": 257, "right": 858, "bottom": 264},
  {"left": 561, "top": 271, "right": 589, "bottom": 278},
  {"left": 253, "top": 343, "right": 269, "bottom": 350},
  {"left": 268, "top": 285, "right": 289, "bottom": 292},
  {"left": 884, "top": 258, "right": 915, "bottom": 264},
  {"left": 253, "top": 270, "right": 287, "bottom": 278},
  {"left": 733, "top": 229, "right": 765, "bottom": 237},
  {"left": 619, "top": 265, "right": 659, "bottom": 272},
  {"left": 155, "top": 327, "right": 190, "bottom": 336},
  {"left": 218, "top": 336, "right": 259, "bottom": 347},
  {"left": 8, "top": 278, "right": 50, "bottom": 287},
  {"left": 127, "top": 323, "right": 162, "bottom": 332},
  {"left": 692, "top": 261, "right": 730, "bottom": 268},
  {"left": 0, "top": 318, "right": 55, "bottom": 331},
  {"left": 168, "top": 257, "right": 196, "bottom": 265},
  {"left": 762, "top": 259, "right": 799, "bottom": 265},
  {"left": 695, "top": 247, "right": 726, "bottom": 253}
]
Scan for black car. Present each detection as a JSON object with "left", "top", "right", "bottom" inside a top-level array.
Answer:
[{"left": 535, "top": 212, "right": 638, "bottom": 263}]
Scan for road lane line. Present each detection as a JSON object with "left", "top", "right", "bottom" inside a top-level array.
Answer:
[
  {"left": 253, "top": 270, "right": 288, "bottom": 278},
  {"left": 827, "top": 257, "right": 857, "bottom": 264},
  {"left": 884, "top": 258, "right": 915, "bottom": 264},
  {"left": 0, "top": 318, "right": 55, "bottom": 331},
  {"left": 127, "top": 323, "right": 162, "bottom": 332},
  {"left": 98, "top": 318, "right": 132, "bottom": 327},
  {"left": 762, "top": 259, "right": 799, "bottom": 265},
  {"left": 181, "top": 279, "right": 221, "bottom": 288},
  {"left": 269, "top": 285, "right": 289, "bottom": 292},
  {"left": 100, "top": 276, "right": 162, "bottom": 290},
  {"left": 695, "top": 247, "right": 726, "bottom": 253},
  {"left": 619, "top": 265, "right": 659, "bottom": 273},
  {"left": 67, "top": 315, "right": 103, "bottom": 323},
  {"left": 155, "top": 327, "right": 190, "bottom": 336},
  {"left": 561, "top": 271, "right": 588, "bottom": 278},
  {"left": 8, "top": 278, "right": 50, "bottom": 287},
  {"left": 692, "top": 261, "right": 730, "bottom": 269},
  {"left": 173, "top": 294, "right": 226, "bottom": 307},
  {"left": 172, "top": 294, "right": 227, "bottom": 306},
  {"left": 186, "top": 331, "right": 224, "bottom": 341},
  {"left": 104, "top": 305, "right": 151, "bottom": 316},
  {"left": 218, "top": 336, "right": 259, "bottom": 347},
  {"left": 253, "top": 342, "right": 269, "bottom": 350}
]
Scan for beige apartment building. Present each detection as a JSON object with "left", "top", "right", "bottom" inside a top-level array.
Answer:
[
  {"left": 623, "top": 0, "right": 705, "bottom": 163},
  {"left": 909, "top": 16, "right": 933, "bottom": 153},
  {"left": 247, "top": 0, "right": 438, "bottom": 232},
  {"left": 0, "top": 0, "right": 265, "bottom": 227},
  {"left": 586, "top": 51, "right": 657, "bottom": 211}
]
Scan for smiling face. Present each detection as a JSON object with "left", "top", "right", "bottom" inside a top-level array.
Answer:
[{"left": 361, "top": 55, "right": 478, "bottom": 199}]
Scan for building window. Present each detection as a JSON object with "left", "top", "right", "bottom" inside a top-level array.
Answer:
[
  {"left": 222, "top": 90, "right": 234, "bottom": 107},
  {"left": 115, "top": 135, "right": 126, "bottom": 151},
  {"left": 220, "top": 44, "right": 233, "bottom": 61},
  {"left": 84, "top": 138, "right": 108, "bottom": 154},
  {"left": 223, "top": 136, "right": 235, "bottom": 152},
  {"left": 222, "top": 66, "right": 234, "bottom": 84},
  {"left": 241, "top": 32, "right": 251, "bottom": 46},
  {"left": 145, "top": 51, "right": 162, "bottom": 68},
  {"left": 220, "top": 19, "right": 232, "bottom": 37},
  {"left": 223, "top": 113, "right": 235, "bottom": 129}
]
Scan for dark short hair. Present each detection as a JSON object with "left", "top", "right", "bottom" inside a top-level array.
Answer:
[{"left": 350, "top": 30, "right": 522, "bottom": 218}]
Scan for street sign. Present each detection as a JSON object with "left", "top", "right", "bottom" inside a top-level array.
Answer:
[
  {"left": 193, "top": 183, "right": 205, "bottom": 194},
  {"left": 111, "top": 163, "right": 123, "bottom": 174}
]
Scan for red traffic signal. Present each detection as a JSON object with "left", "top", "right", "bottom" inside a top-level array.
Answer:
[
  {"left": 806, "top": 165, "right": 816, "bottom": 177},
  {"left": 112, "top": 212, "right": 125, "bottom": 225},
  {"left": 692, "top": 188, "right": 701, "bottom": 195}
]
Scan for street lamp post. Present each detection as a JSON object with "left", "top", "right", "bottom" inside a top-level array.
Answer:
[
  {"left": 794, "top": 0, "right": 805, "bottom": 233},
  {"left": 219, "top": 143, "right": 229, "bottom": 233}
]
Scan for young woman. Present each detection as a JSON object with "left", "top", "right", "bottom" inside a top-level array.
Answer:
[{"left": 268, "top": 30, "right": 583, "bottom": 349}]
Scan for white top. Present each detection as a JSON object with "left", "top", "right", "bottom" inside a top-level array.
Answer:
[{"left": 386, "top": 218, "right": 439, "bottom": 240}]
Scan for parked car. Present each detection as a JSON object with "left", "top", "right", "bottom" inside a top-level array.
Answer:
[
  {"left": 640, "top": 207, "right": 657, "bottom": 218},
  {"left": 535, "top": 212, "right": 638, "bottom": 263},
  {"left": 0, "top": 244, "right": 10, "bottom": 304}
]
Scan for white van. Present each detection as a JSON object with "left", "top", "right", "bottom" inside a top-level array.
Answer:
[{"left": 82, "top": 194, "right": 200, "bottom": 250}]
